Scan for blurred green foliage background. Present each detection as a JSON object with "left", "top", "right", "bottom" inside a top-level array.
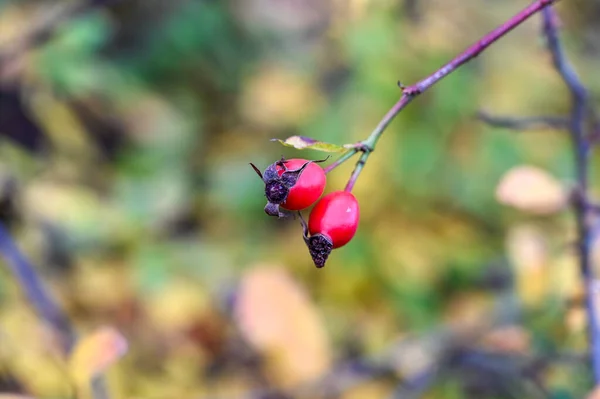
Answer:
[{"left": 0, "top": 0, "right": 599, "bottom": 398}]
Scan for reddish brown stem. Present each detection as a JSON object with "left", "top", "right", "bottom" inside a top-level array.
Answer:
[
  {"left": 345, "top": 0, "right": 560, "bottom": 192},
  {"left": 403, "top": 0, "right": 558, "bottom": 95}
]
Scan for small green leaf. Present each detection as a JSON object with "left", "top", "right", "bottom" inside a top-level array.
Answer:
[{"left": 271, "top": 136, "right": 347, "bottom": 152}]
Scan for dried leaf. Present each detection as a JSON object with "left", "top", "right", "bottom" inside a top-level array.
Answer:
[
  {"left": 234, "top": 265, "right": 330, "bottom": 387},
  {"left": 495, "top": 165, "right": 567, "bottom": 214},
  {"left": 339, "top": 381, "right": 393, "bottom": 399},
  {"left": 480, "top": 325, "right": 531, "bottom": 354},
  {"left": 566, "top": 308, "right": 586, "bottom": 333},
  {"left": 587, "top": 385, "right": 600, "bottom": 399},
  {"left": 69, "top": 326, "right": 128, "bottom": 383},
  {"left": 271, "top": 136, "right": 347, "bottom": 152}
]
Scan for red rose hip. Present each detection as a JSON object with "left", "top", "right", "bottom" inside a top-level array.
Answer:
[
  {"left": 303, "top": 191, "right": 360, "bottom": 267},
  {"left": 277, "top": 159, "right": 326, "bottom": 211},
  {"left": 250, "top": 157, "right": 327, "bottom": 218}
]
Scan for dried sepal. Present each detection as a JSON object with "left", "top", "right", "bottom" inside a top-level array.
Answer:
[
  {"left": 250, "top": 157, "right": 328, "bottom": 218},
  {"left": 299, "top": 212, "right": 332, "bottom": 268}
]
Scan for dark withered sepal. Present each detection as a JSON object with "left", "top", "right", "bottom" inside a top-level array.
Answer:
[
  {"left": 305, "top": 234, "right": 333, "bottom": 268},
  {"left": 251, "top": 157, "right": 318, "bottom": 218}
]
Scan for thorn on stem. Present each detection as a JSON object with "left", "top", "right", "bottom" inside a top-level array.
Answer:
[
  {"left": 402, "top": 85, "right": 421, "bottom": 96},
  {"left": 249, "top": 163, "right": 263, "bottom": 179}
]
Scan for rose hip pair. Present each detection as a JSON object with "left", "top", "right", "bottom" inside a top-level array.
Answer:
[{"left": 251, "top": 157, "right": 359, "bottom": 268}]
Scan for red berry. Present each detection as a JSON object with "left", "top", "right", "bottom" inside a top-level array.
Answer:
[
  {"left": 276, "top": 159, "right": 326, "bottom": 211},
  {"left": 309, "top": 191, "right": 359, "bottom": 248},
  {"left": 303, "top": 191, "right": 359, "bottom": 267},
  {"left": 250, "top": 157, "right": 327, "bottom": 218}
]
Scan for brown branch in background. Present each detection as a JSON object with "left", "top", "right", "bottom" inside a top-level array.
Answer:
[
  {"left": 0, "top": 223, "right": 75, "bottom": 354},
  {"left": 0, "top": 2, "right": 121, "bottom": 396},
  {"left": 540, "top": 6, "right": 600, "bottom": 383},
  {"left": 591, "top": 122, "right": 600, "bottom": 147},
  {"left": 478, "top": 4, "right": 598, "bottom": 385},
  {"left": 476, "top": 111, "right": 569, "bottom": 131}
]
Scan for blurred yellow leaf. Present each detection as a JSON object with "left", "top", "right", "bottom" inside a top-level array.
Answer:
[
  {"left": 566, "top": 307, "right": 586, "bottom": 334},
  {"left": 30, "top": 92, "right": 94, "bottom": 156},
  {"left": 0, "top": 303, "right": 72, "bottom": 396},
  {"left": 234, "top": 265, "right": 330, "bottom": 387},
  {"left": 23, "top": 181, "right": 126, "bottom": 239},
  {"left": 69, "top": 326, "right": 128, "bottom": 385},
  {"left": 239, "top": 65, "right": 323, "bottom": 128},
  {"left": 506, "top": 224, "right": 549, "bottom": 306},
  {"left": 145, "top": 279, "right": 212, "bottom": 334},
  {"left": 340, "top": 381, "right": 393, "bottom": 399},
  {"left": 495, "top": 165, "right": 567, "bottom": 214}
]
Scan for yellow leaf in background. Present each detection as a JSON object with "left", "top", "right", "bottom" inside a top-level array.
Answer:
[
  {"left": 495, "top": 165, "right": 567, "bottom": 215},
  {"left": 239, "top": 65, "right": 323, "bottom": 129},
  {"left": 506, "top": 224, "right": 549, "bottom": 306},
  {"left": 145, "top": 279, "right": 212, "bottom": 334},
  {"left": 0, "top": 303, "right": 72, "bottom": 396},
  {"left": 552, "top": 253, "right": 581, "bottom": 300},
  {"left": 29, "top": 92, "right": 96, "bottom": 156},
  {"left": 234, "top": 265, "right": 330, "bottom": 388},
  {"left": 69, "top": 326, "right": 128, "bottom": 385},
  {"left": 339, "top": 381, "right": 393, "bottom": 399},
  {"left": 566, "top": 307, "right": 586, "bottom": 334}
]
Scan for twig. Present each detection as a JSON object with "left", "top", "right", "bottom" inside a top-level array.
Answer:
[
  {"left": 0, "top": 223, "right": 114, "bottom": 398},
  {"left": 0, "top": 223, "right": 75, "bottom": 354},
  {"left": 323, "top": 149, "right": 358, "bottom": 174},
  {"left": 477, "top": 111, "right": 569, "bottom": 131},
  {"left": 540, "top": 6, "right": 599, "bottom": 383},
  {"left": 389, "top": 368, "right": 440, "bottom": 399},
  {"left": 343, "top": 0, "right": 560, "bottom": 192}
]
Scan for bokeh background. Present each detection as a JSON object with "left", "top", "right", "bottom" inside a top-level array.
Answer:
[{"left": 0, "top": 0, "right": 599, "bottom": 398}]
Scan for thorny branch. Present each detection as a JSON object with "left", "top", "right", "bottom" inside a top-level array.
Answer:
[
  {"left": 339, "top": 0, "right": 560, "bottom": 192},
  {"left": 476, "top": 111, "right": 569, "bottom": 131},
  {"left": 478, "top": 4, "right": 599, "bottom": 385},
  {"left": 324, "top": 0, "right": 600, "bottom": 389},
  {"left": 540, "top": 6, "right": 599, "bottom": 383}
]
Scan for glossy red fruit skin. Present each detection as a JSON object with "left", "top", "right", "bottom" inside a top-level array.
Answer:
[
  {"left": 308, "top": 191, "right": 359, "bottom": 248},
  {"left": 276, "top": 159, "right": 326, "bottom": 211}
]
